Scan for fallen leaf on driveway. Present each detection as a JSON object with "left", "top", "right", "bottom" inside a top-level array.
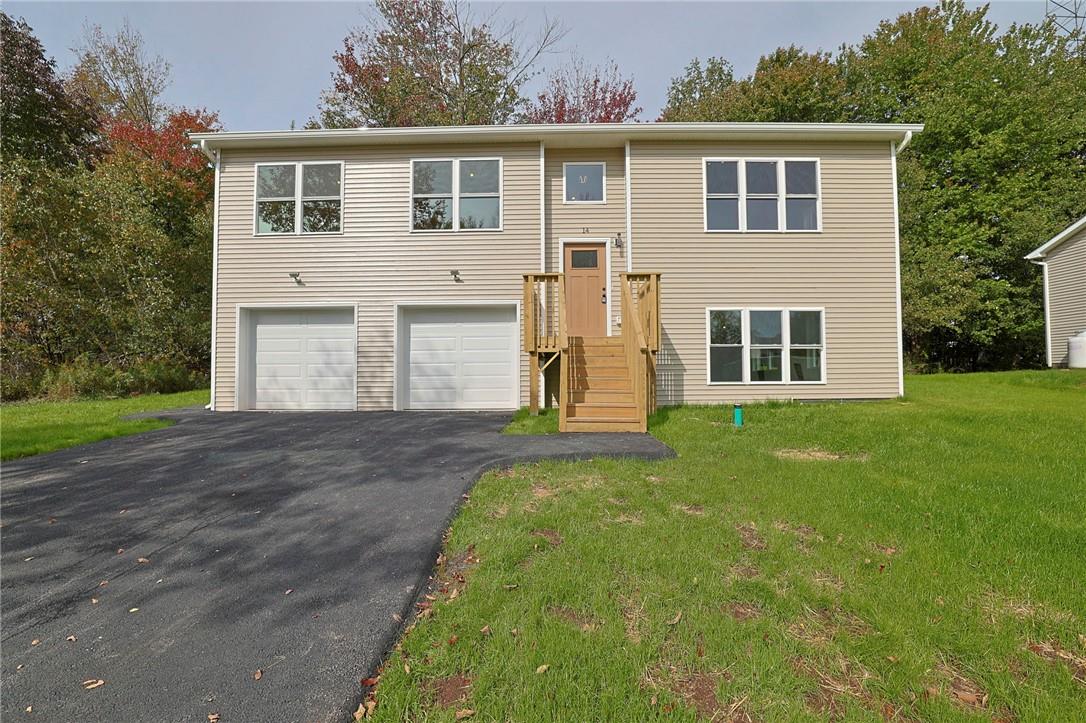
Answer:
[
  {"left": 82, "top": 679, "right": 105, "bottom": 690},
  {"left": 208, "top": 714, "right": 220, "bottom": 722},
  {"left": 667, "top": 611, "right": 683, "bottom": 625},
  {"left": 360, "top": 676, "right": 379, "bottom": 687},
  {"left": 353, "top": 703, "right": 365, "bottom": 721},
  {"left": 137, "top": 557, "right": 150, "bottom": 564},
  {"left": 25, "top": 706, "right": 32, "bottom": 713},
  {"left": 253, "top": 669, "right": 262, "bottom": 681},
  {"left": 391, "top": 613, "right": 402, "bottom": 622},
  {"left": 66, "top": 635, "right": 76, "bottom": 642},
  {"left": 455, "top": 709, "right": 475, "bottom": 720},
  {"left": 128, "top": 608, "right": 139, "bottom": 613},
  {"left": 91, "top": 598, "right": 99, "bottom": 605},
  {"left": 116, "top": 548, "right": 125, "bottom": 555},
  {"left": 284, "top": 589, "right": 293, "bottom": 595},
  {"left": 31, "top": 639, "right": 40, "bottom": 646},
  {"left": 535, "top": 664, "right": 549, "bottom": 674}
]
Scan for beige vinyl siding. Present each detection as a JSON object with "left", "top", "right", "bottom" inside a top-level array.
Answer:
[
  {"left": 544, "top": 147, "right": 628, "bottom": 332},
  {"left": 213, "top": 143, "right": 539, "bottom": 410},
  {"left": 1045, "top": 226, "right": 1086, "bottom": 366},
  {"left": 629, "top": 140, "right": 900, "bottom": 404}
]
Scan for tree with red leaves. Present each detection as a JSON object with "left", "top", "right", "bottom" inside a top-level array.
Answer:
[
  {"left": 521, "top": 56, "right": 641, "bottom": 124},
  {"left": 106, "top": 108, "right": 221, "bottom": 199},
  {"left": 316, "top": 0, "right": 564, "bottom": 127}
]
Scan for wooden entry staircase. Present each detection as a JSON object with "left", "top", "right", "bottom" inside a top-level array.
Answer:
[{"left": 523, "top": 272, "right": 660, "bottom": 432}]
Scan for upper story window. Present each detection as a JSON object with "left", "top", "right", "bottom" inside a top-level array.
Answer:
[
  {"left": 707, "top": 307, "right": 825, "bottom": 384},
  {"left": 563, "top": 162, "right": 606, "bottom": 204},
  {"left": 255, "top": 162, "right": 343, "bottom": 235},
  {"left": 704, "top": 159, "right": 820, "bottom": 232},
  {"left": 412, "top": 158, "right": 501, "bottom": 231}
]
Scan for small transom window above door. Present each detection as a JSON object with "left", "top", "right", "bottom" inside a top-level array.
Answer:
[{"left": 563, "top": 162, "right": 606, "bottom": 204}]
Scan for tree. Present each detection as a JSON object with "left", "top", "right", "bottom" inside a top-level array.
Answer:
[
  {"left": 315, "top": 0, "right": 564, "bottom": 127},
  {"left": 0, "top": 12, "right": 99, "bottom": 166},
  {"left": 521, "top": 55, "right": 640, "bottom": 123},
  {"left": 68, "top": 19, "right": 171, "bottom": 126},
  {"left": 659, "top": 57, "right": 736, "bottom": 122},
  {"left": 659, "top": 1, "right": 1086, "bottom": 370},
  {"left": 660, "top": 48, "right": 848, "bottom": 123}
]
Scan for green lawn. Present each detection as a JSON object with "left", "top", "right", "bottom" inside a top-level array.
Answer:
[
  {"left": 365, "top": 371, "right": 1086, "bottom": 722},
  {"left": 1, "top": 389, "right": 210, "bottom": 461}
]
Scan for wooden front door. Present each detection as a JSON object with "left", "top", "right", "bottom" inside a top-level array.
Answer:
[{"left": 563, "top": 243, "right": 607, "bottom": 337}]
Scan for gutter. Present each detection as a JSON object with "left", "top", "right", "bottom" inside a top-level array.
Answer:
[{"left": 897, "top": 130, "right": 914, "bottom": 152}]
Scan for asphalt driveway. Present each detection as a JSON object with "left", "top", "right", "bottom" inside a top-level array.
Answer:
[{"left": 1, "top": 409, "right": 671, "bottom": 722}]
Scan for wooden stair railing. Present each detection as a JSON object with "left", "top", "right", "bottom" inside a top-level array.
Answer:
[
  {"left": 522, "top": 273, "right": 566, "bottom": 417},
  {"left": 523, "top": 272, "right": 659, "bottom": 433}
]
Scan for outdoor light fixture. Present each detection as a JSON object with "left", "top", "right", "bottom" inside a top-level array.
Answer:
[
  {"left": 613, "top": 232, "right": 624, "bottom": 249},
  {"left": 289, "top": 272, "right": 303, "bottom": 285},
  {"left": 450, "top": 269, "right": 463, "bottom": 283}
]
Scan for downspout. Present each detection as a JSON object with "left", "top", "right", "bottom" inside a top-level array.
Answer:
[
  {"left": 890, "top": 140, "right": 905, "bottom": 397},
  {"left": 1029, "top": 258, "right": 1052, "bottom": 367}
]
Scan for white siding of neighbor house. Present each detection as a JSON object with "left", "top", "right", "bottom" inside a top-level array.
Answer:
[
  {"left": 1045, "top": 226, "right": 1086, "bottom": 367},
  {"left": 212, "top": 143, "right": 539, "bottom": 410},
  {"left": 628, "top": 140, "right": 901, "bottom": 404}
]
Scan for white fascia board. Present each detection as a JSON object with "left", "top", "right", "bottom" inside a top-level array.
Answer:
[
  {"left": 1026, "top": 214, "right": 1086, "bottom": 260},
  {"left": 189, "top": 122, "right": 926, "bottom": 153}
]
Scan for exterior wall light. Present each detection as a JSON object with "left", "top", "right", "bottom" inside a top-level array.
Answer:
[
  {"left": 289, "top": 272, "right": 303, "bottom": 285},
  {"left": 613, "top": 232, "right": 624, "bottom": 249}
]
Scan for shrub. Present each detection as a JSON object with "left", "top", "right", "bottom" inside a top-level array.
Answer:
[{"left": 34, "top": 355, "right": 207, "bottom": 400}]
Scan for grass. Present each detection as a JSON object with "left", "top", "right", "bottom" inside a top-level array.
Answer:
[
  {"left": 504, "top": 406, "right": 560, "bottom": 435},
  {"left": 366, "top": 370, "right": 1086, "bottom": 722},
  {"left": 1, "top": 389, "right": 210, "bottom": 461}
]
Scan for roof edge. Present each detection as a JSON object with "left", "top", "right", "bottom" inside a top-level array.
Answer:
[
  {"left": 189, "top": 122, "right": 925, "bottom": 149},
  {"left": 1026, "top": 214, "right": 1086, "bottom": 260}
]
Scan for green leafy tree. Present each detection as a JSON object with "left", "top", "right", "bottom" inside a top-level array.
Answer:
[
  {"left": 0, "top": 13, "right": 99, "bottom": 166},
  {"left": 660, "top": 1, "right": 1086, "bottom": 370},
  {"left": 315, "top": 0, "right": 564, "bottom": 127}
]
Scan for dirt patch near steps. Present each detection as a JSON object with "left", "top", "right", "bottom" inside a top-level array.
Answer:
[
  {"left": 549, "top": 605, "right": 600, "bottom": 632},
  {"left": 1027, "top": 640, "right": 1086, "bottom": 684},
  {"left": 775, "top": 448, "right": 869, "bottom": 462},
  {"left": 422, "top": 674, "right": 473, "bottom": 708},
  {"left": 735, "top": 522, "right": 766, "bottom": 551},
  {"left": 531, "top": 528, "right": 563, "bottom": 546}
]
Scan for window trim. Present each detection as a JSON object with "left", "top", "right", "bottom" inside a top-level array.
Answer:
[
  {"left": 705, "top": 306, "right": 827, "bottom": 385},
  {"left": 253, "top": 161, "right": 345, "bottom": 237},
  {"left": 702, "top": 158, "right": 822, "bottom": 234},
  {"left": 561, "top": 161, "right": 607, "bottom": 205},
  {"left": 409, "top": 157, "right": 504, "bottom": 233}
]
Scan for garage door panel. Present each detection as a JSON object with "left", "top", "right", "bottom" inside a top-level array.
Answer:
[
  {"left": 248, "top": 308, "right": 356, "bottom": 411},
  {"left": 402, "top": 306, "right": 517, "bottom": 410},
  {"left": 257, "top": 338, "right": 302, "bottom": 352},
  {"left": 306, "top": 338, "right": 353, "bottom": 353}
]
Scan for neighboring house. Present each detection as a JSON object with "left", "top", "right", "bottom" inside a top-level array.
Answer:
[
  {"left": 1026, "top": 215, "right": 1086, "bottom": 367},
  {"left": 191, "top": 122, "right": 922, "bottom": 431}
]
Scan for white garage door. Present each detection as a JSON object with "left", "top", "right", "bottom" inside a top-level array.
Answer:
[
  {"left": 250, "top": 308, "right": 355, "bottom": 410},
  {"left": 402, "top": 306, "right": 518, "bottom": 410}
]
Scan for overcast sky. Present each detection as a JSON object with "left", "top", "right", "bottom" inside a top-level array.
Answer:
[{"left": 9, "top": 1, "right": 1046, "bottom": 130}]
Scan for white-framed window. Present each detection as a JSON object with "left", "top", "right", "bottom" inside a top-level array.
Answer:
[
  {"left": 254, "top": 161, "right": 343, "bottom": 235},
  {"left": 703, "top": 159, "right": 820, "bottom": 232},
  {"left": 706, "top": 307, "right": 825, "bottom": 384},
  {"left": 563, "top": 162, "right": 606, "bottom": 204},
  {"left": 411, "top": 158, "right": 502, "bottom": 231}
]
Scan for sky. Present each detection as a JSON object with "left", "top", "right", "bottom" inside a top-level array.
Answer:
[{"left": 9, "top": 1, "right": 1048, "bottom": 130}]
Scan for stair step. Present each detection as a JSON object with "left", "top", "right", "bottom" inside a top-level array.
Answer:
[
  {"left": 566, "top": 403, "right": 639, "bottom": 420},
  {"left": 567, "top": 377, "right": 632, "bottom": 391},
  {"left": 564, "top": 418, "right": 644, "bottom": 433},
  {"left": 569, "top": 348, "right": 625, "bottom": 359},
  {"left": 570, "top": 389, "right": 635, "bottom": 404}
]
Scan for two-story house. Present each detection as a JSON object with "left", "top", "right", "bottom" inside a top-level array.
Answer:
[{"left": 191, "top": 122, "right": 922, "bottom": 431}]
